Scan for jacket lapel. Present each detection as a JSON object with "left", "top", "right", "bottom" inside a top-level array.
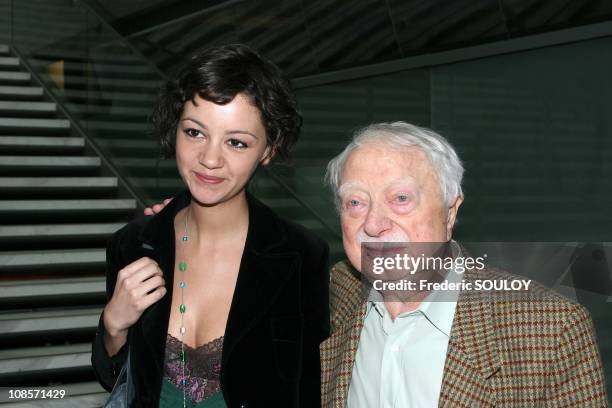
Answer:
[
  {"left": 324, "top": 261, "right": 503, "bottom": 408},
  {"left": 438, "top": 268, "right": 501, "bottom": 407},
  {"left": 137, "top": 192, "right": 190, "bottom": 370},
  {"left": 321, "top": 261, "right": 368, "bottom": 407},
  {"left": 221, "top": 249, "right": 299, "bottom": 368},
  {"left": 134, "top": 191, "right": 300, "bottom": 380},
  {"left": 219, "top": 193, "right": 301, "bottom": 370}
]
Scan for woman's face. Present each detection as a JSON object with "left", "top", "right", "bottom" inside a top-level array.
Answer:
[{"left": 175, "top": 93, "right": 271, "bottom": 207}]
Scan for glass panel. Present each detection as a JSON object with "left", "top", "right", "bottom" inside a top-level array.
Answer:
[
  {"left": 11, "top": 0, "right": 168, "bottom": 204},
  {"left": 292, "top": 35, "right": 612, "bottom": 390},
  {"left": 430, "top": 36, "right": 612, "bottom": 242},
  {"left": 0, "top": 0, "right": 10, "bottom": 45},
  {"left": 7, "top": 0, "right": 341, "bottom": 262}
]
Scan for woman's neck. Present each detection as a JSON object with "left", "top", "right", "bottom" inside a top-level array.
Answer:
[{"left": 183, "top": 192, "right": 249, "bottom": 247}]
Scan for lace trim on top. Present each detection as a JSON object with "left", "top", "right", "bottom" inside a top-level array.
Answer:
[{"left": 163, "top": 333, "right": 223, "bottom": 403}]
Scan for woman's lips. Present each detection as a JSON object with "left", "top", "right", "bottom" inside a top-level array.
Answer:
[{"left": 194, "top": 172, "right": 224, "bottom": 184}]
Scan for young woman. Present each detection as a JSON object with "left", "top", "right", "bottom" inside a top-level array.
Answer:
[{"left": 92, "top": 44, "right": 330, "bottom": 407}]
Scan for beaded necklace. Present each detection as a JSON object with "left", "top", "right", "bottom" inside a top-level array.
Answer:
[{"left": 178, "top": 206, "right": 190, "bottom": 408}]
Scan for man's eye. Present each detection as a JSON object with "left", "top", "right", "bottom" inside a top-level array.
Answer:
[
  {"left": 228, "top": 139, "right": 247, "bottom": 149},
  {"left": 394, "top": 194, "right": 412, "bottom": 203},
  {"left": 185, "top": 128, "right": 202, "bottom": 138},
  {"left": 348, "top": 199, "right": 360, "bottom": 207}
]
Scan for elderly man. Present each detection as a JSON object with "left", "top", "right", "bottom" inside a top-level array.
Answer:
[
  {"left": 321, "top": 122, "right": 608, "bottom": 407},
  {"left": 144, "top": 121, "right": 608, "bottom": 407}
]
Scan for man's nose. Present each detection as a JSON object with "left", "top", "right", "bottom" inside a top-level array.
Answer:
[
  {"left": 198, "top": 141, "right": 223, "bottom": 169},
  {"left": 363, "top": 204, "right": 392, "bottom": 237}
]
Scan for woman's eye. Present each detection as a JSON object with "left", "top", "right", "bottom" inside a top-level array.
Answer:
[
  {"left": 348, "top": 199, "right": 360, "bottom": 207},
  {"left": 185, "top": 128, "right": 203, "bottom": 138},
  {"left": 227, "top": 139, "right": 247, "bottom": 149}
]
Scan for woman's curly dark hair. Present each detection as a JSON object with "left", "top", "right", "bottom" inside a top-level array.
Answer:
[{"left": 151, "top": 44, "right": 302, "bottom": 161}]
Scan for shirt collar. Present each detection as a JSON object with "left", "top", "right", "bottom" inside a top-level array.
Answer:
[{"left": 366, "top": 241, "right": 462, "bottom": 337}]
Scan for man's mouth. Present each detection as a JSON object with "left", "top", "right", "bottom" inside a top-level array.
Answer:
[{"left": 362, "top": 242, "right": 409, "bottom": 258}]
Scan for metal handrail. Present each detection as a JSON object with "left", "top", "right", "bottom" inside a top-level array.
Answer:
[
  {"left": 75, "top": 0, "right": 168, "bottom": 80},
  {"left": 10, "top": 45, "right": 147, "bottom": 208},
  {"left": 262, "top": 167, "right": 341, "bottom": 240}
]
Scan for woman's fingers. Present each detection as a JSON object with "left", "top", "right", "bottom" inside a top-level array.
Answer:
[
  {"left": 136, "top": 274, "right": 166, "bottom": 298},
  {"left": 140, "top": 285, "right": 167, "bottom": 310},
  {"left": 126, "top": 260, "right": 163, "bottom": 288},
  {"left": 117, "top": 257, "right": 154, "bottom": 282},
  {"left": 109, "top": 257, "right": 166, "bottom": 325}
]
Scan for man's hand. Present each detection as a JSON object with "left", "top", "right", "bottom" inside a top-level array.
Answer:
[
  {"left": 143, "top": 198, "right": 172, "bottom": 215},
  {"left": 103, "top": 257, "right": 166, "bottom": 356}
]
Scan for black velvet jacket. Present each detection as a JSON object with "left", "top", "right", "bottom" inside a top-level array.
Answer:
[{"left": 91, "top": 191, "right": 330, "bottom": 407}]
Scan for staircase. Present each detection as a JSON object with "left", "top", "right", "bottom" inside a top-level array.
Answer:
[{"left": 0, "top": 44, "right": 137, "bottom": 406}]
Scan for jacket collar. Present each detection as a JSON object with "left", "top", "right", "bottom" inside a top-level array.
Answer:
[
  {"left": 137, "top": 189, "right": 288, "bottom": 254},
  {"left": 135, "top": 189, "right": 299, "bottom": 393},
  {"left": 322, "top": 256, "right": 503, "bottom": 407}
]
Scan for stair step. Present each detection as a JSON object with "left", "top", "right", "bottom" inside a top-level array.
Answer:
[
  {"left": 0, "top": 136, "right": 83, "bottom": 153},
  {"left": 30, "top": 59, "right": 157, "bottom": 77},
  {"left": 96, "top": 138, "right": 156, "bottom": 150},
  {"left": 32, "top": 47, "right": 140, "bottom": 64},
  {"left": 0, "top": 71, "right": 31, "bottom": 84},
  {"left": 0, "top": 308, "right": 101, "bottom": 338},
  {"left": 0, "top": 57, "right": 19, "bottom": 70},
  {"left": 0, "top": 101, "right": 56, "bottom": 114},
  {"left": 0, "top": 45, "right": 8, "bottom": 55},
  {"left": 0, "top": 199, "right": 136, "bottom": 215},
  {"left": 0, "top": 177, "right": 117, "bottom": 192},
  {"left": 86, "top": 121, "right": 146, "bottom": 132},
  {"left": 0, "top": 342, "right": 92, "bottom": 380},
  {"left": 44, "top": 73, "right": 160, "bottom": 90},
  {"left": 0, "top": 248, "right": 105, "bottom": 270},
  {"left": 0, "top": 86, "right": 43, "bottom": 100},
  {"left": 0, "top": 156, "right": 100, "bottom": 170},
  {"left": 116, "top": 158, "right": 175, "bottom": 168},
  {"left": 0, "top": 276, "right": 105, "bottom": 306},
  {"left": 0, "top": 382, "right": 107, "bottom": 407},
  {"left": 0, "top": 118, "right": 69, "bottom": 132},
  {"left": 61, "top": 88, "right": 155, "bottom": 104},
  {"left": 0, "top": 223, "right": 124, "bottom": 241}
]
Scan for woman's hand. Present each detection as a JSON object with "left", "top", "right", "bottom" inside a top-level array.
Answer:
[
  {"left": 102, "top": 257, "right": 167, "bottom": 355},
  {"left": 143, "top": 198, "right": 172, "bottom": 216}
]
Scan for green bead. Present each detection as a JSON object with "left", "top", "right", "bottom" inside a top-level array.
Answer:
[
  {"left": 181, "top": 235, "right": 188, "bottom": 241},
  {"left": 179, "top": 261, "right": 187, "bottom": 272},
  {"left": 179, "top": 303, "right": 186, "bottom": 313}
]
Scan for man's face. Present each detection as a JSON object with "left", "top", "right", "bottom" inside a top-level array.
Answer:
[{"left": 338, "top": 143, "right": 463, "bottom": 272}]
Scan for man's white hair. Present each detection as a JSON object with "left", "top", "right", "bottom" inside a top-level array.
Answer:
[{"left": 325, "top": 121, "right": 464, "bottom": 211}]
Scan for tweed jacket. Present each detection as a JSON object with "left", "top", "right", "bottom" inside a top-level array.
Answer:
[{"left": 321, "top": 260, "right": 609, "bottom": 407}]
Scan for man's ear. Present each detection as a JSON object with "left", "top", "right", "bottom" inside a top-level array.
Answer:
[
  {"left": 446, "top": 195, "right": 464, "bottom": 240},
  {"left": 260, "top": 145, "right": 275, "bottom": 166}
]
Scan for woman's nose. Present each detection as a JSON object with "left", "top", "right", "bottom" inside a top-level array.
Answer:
[{"left": 198, "top": 142, "right": 223, "bottom": 169}]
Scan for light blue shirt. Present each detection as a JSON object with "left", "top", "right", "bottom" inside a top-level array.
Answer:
[{"left": 347, "top": 270, "right": 460, "bottom": 408}]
